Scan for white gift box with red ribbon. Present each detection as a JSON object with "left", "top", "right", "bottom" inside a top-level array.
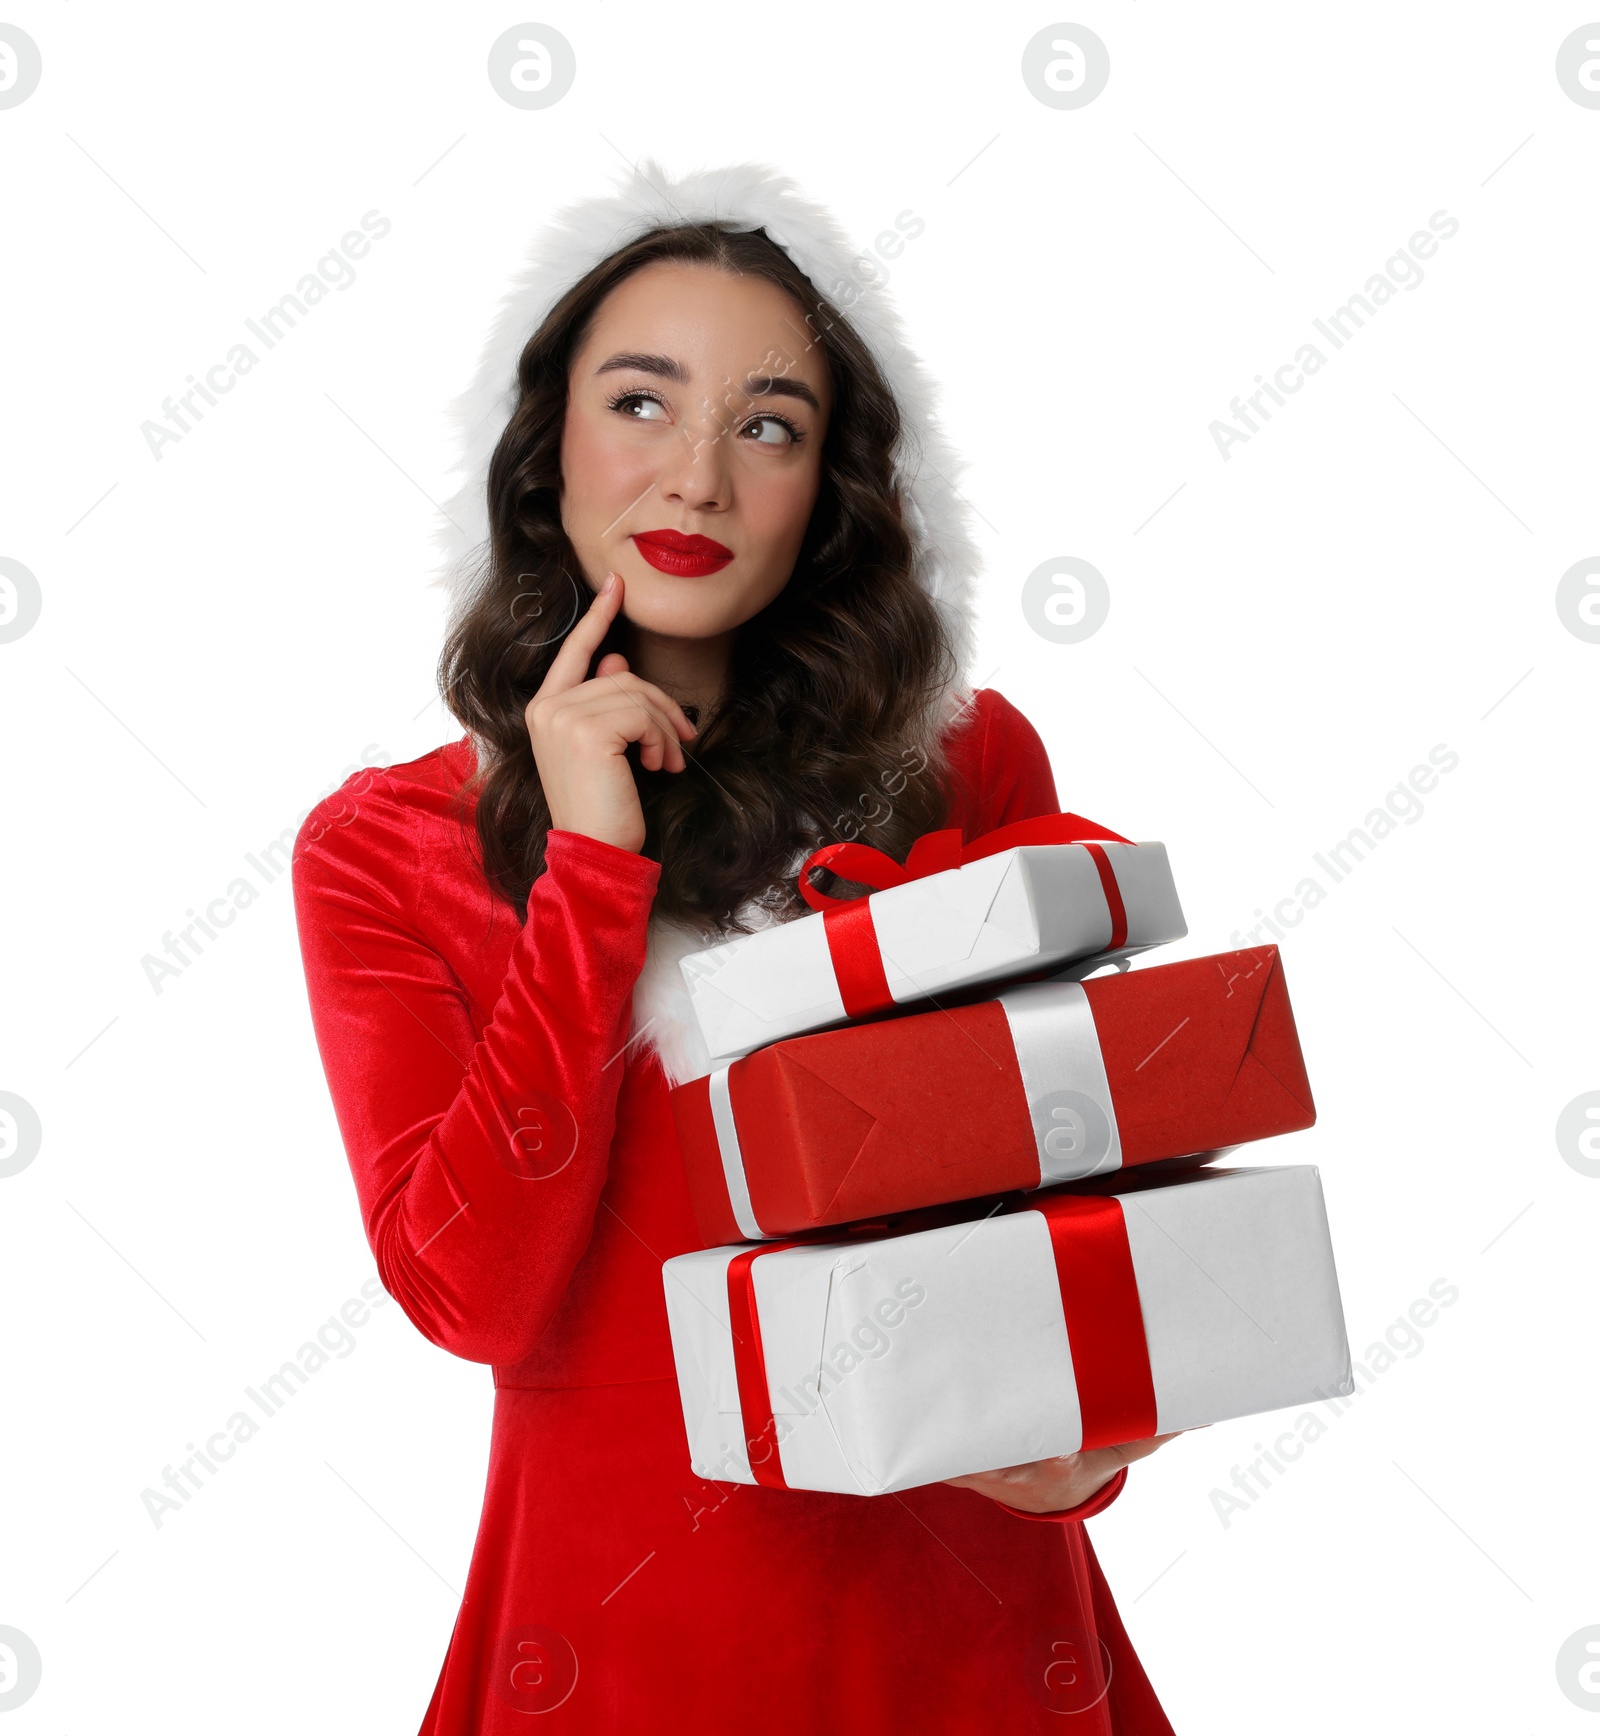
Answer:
[
  {"left": 677, "top": 814, "right": 1187, "bottom": 1072},
  {"left": 661, "top": 1164, "right": 1352, "bottom": 1496}
]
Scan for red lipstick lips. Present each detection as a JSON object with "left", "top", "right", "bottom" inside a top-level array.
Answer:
[{"left": 631, "top": 529, "right": 734, "bottom": 577}]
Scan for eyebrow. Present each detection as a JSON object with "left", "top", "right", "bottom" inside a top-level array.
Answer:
[{"left": 593, "top": 350, "right": 821, "bottom": 413}]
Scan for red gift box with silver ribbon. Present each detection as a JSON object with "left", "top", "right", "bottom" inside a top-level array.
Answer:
[
  {"left": 674, "top": 814, "right": 1186, "bottom": 1073},
  {"left": 661, "top": 1163, "right": 1353, "bottom": 1495},
  {"left": 671, "top": 944, "right": 1315, "bottom": 1246}
]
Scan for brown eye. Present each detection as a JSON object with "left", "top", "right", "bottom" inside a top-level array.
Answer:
[
  {"left": 607, "top": 390, "right": 669, "bottom": 422},
  {"left": 743, "top": 414, "right": 803, "bottom": 447}
]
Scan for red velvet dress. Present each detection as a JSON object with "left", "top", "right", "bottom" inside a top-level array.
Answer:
[{"left": 291, "top": 687, "right": 1175, "bottom": 1734}]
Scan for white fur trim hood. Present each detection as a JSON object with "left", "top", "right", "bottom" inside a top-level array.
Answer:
[{"left": 430, "top": 158, "right": 982, "bottom": 1087}]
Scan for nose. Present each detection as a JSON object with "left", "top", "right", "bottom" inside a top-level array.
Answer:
[{"left": 651, "top": 399, "right": 734, "bottom": 514}]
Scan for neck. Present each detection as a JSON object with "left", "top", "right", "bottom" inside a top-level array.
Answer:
[{"left": 626, "top": 625, "right": 734, "bottom": 717}]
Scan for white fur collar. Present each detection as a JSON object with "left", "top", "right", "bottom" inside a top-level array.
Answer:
[
  {"left": 627, "top": 909, "right": 755, "bottom": 1089},
  {"left": 430, "top": 158, "right": 982, "bottom": 1087}
]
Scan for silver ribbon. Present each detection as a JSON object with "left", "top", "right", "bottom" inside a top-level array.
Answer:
[
  {"left": 707, "top": 1064, "right": 765, "bottom": 1241},
  {"left": 995, "top": 979, "right": 1123, "bottom": 1184}
]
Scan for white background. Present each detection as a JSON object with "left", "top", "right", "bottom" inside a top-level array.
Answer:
[{"left": 2, "top": 3, "right": 1596, "bottom": 1728}]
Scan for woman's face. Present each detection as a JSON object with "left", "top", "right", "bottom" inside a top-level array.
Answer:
[{"left": 559, "top": 259, "right": 833, "bottom": 642}]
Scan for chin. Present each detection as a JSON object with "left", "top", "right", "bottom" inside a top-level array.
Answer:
[
  {"left": 623, "top": 596, "right": 746, "bottom": 640},
  {"left": 617, "top": 568, "right": 777, "bottom": 640}
]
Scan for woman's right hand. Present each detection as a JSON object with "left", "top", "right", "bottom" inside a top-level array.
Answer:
[{"left": 524, "top": 572, "right": 699, "bottom": 854}]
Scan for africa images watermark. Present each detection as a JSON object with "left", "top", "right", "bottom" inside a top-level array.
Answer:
[
  {"left": 679, "top": 1271, "right": 929, "bottom": 1527},
  {"left": 1209, "top": 209, "right": 1460, "bottom": 461},
  {"left": 1229, "top": 742, "right": 1459, "bottom": 948},
  {"left": 140, "top": 745, "right": 389, "bottom": 994},
  {"left": 140, "top": 210, "right": 393, "bottom": 461},
  {"left": 1208, "top": 1275, "right": 1459, "bottom": 1527},
  {"left": 830, "top": 743, "right": 930, "bottom": 845},
  {"left": 140, "top": 1277, "right": 391, "bottom": 1528}
]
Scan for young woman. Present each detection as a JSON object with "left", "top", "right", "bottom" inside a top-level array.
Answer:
[{"left": 293, "top": 161, "right": 1178, "bottom": 1733}]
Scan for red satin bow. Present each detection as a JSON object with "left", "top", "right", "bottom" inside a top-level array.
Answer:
[
  {"left": 796, "top": 812, "right": 1131, "bottom": 912},
  {"left": 796, "top": 813, "right": 1135, "bottom": 1020}
]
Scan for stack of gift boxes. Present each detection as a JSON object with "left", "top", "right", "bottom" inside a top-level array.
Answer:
[{"left": 660, "top": 814, "right": 1354, "bottom": 1497}]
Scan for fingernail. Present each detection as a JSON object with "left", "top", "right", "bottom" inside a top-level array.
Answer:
[{"left": 600, "top": 572, "right": 616, "bottom": 594}]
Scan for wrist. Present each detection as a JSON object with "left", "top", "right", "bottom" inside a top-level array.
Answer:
[
  {"left": 543, "top": 828, "right": 660, "bottom": 888},
  {"left": 546, "top": 821, "right": 644, "bottom": 857},
  {"left": 996, "top": 1463, "right": 1129, "bottom": 1524}
]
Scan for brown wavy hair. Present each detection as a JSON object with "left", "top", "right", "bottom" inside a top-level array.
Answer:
[{"left": 438, "top": 221, "right": 959, "bottom": 932}]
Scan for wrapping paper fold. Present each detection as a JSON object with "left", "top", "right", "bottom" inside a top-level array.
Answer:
[
  {"left": 676, "top": 839, "right": 1186, "bottom": 1070},
  {"left": 672, "top": 944, "right": 1315, "bottom": 1246},
  {"left": 662, "top": 1164, "right": 1353, "bottom": 1495}
]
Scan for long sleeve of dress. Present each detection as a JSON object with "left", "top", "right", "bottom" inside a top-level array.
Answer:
[{"left": 292, "top": 788, "right": 660, "bottom": 1368}]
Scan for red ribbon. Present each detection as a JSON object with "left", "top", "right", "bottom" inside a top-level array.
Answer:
[
  {"left": 724, "top": 1195, "right": 1157, "bottom": 1487},
  {"left": 796, "top": 813, "right": 1135, "bottom": 1020},
  {"left": 1041, "top": 1196, "right": 1158, "bottom": 1449},
  {"left": 726, "top": 1242, "right": 804, "bottom": 1489}
]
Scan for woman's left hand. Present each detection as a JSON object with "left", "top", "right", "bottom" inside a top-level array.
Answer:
[{"left": 942, "top": 1432, "right": 1185, "bottom": 1514}]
